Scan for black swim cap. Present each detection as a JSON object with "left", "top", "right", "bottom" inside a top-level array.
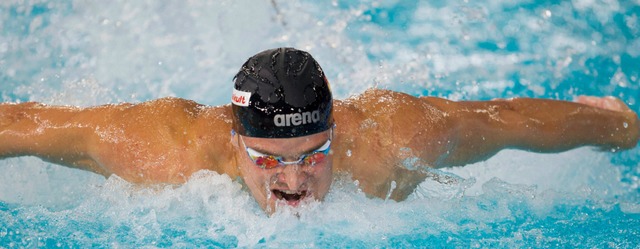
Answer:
[{"left": 231, "top": 47, "right": 333, "bottom": 138}]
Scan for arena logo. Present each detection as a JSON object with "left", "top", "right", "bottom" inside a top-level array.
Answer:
[{"left": 274, "top": 110, "right": 321, "bottom": 127}]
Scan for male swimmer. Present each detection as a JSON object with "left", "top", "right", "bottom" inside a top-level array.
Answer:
[{"left": 1, "top": 48, "right": 638, "bottom": 214}]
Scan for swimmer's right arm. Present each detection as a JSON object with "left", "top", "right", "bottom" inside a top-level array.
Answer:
[
  {"left": 0, "top": 102, "right": 108, "bottom": 174},
  {"left": 1, "top": 99, "right": 236, "bottom": 182}
]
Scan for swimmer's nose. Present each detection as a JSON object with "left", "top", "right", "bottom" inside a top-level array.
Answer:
[{"left": 277, "top": 164, "right": 308, "bottom": 190}]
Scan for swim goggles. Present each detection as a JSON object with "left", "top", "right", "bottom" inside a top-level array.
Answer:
[{"left": 239, "top": 129, "right": 333, "bottom": 169}]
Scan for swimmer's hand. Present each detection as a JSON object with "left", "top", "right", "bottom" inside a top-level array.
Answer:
[
  {"left": 0, "top": 102, "right": 25, "bottom": 158},
  {"left": 0, "top": 103, "right": 12, "bottom": 128},
  {"left": 575, "top": 95, "right": 639, "bottom": 149},
  {"left": 0, "top": 102, "right": 46, "bottom": 132},
  {"left": 0, "top": 102, "right": 23, "bottom": 132},
  {"left": 575, "top": 96, "right": 633, "bottom": 113}
]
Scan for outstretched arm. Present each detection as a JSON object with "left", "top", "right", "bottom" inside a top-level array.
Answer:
[
  {"left": 331, "top": 89, "right": 637, "bottom": 201},
  {"left": 427, "top": 96, "right": 639, "bottom": 167},
  {"left": 1, "top": 99, "right": 235, "bottom": 183},
  {"left": 0, "top": 102, "right": 107, "bottom": 174}
]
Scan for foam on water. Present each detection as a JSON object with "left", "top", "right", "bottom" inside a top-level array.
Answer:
[
  {"left": 1, "top": 0, "right": 639, "bottom": 247},
  {"left": 2, "top": 152, "right": 637, "bottom": 247}
]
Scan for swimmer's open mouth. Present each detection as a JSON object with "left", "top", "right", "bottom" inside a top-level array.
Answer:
[{"left": 272, "top": 190, "right": 308, "bottom": 202}]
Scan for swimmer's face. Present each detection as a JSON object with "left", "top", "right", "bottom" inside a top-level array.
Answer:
[{"left": 234, "top": 130, "right": 333, "bottom": 214}]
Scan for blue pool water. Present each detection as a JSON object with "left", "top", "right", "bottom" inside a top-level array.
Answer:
[{"left": 1, "top": 0, "right": 639, "bottom": 247}]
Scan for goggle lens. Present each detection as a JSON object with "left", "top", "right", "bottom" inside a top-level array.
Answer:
[
  {"left": 253, "top": 155, "right": 281, "bottom": 169},
  {"left": 242, "top": 137, "right": 331, "bottom": 169}
]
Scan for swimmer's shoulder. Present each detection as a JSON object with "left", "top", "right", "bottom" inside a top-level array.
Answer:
[
  {"left": 333, "top": 88, "right": 453, "bottom": 148},
  {"left": 85, "top": 97, "right": 233, "bottom": 144},
  {"left": 335, "top": 88, "right": 451, "bottom": 122},
  {"left": 118, "top": 97, "right": 203, "bottom": 117},
  {"left": 144, "top": 98, "right": 234, "bottom": 146},
  {"left": 90, "top": 97, "right": 235, "bottom": 178},
  {"left": 100, "top": 97, "right": 231, "bottom": 122}
]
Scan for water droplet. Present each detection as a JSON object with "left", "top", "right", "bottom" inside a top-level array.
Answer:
[
  {"left": 346, "top": 149, "right": 352, "bottom": 157},
  {"left": 623, "top": 122, "right": 628, "bottom": 128},
  {"left": 385, "top": 181, "right": 397, "bottom": 201}
]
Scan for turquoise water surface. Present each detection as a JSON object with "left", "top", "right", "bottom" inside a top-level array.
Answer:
[{"left": 1, "top": 0, "right": 639, "bottom": 247}]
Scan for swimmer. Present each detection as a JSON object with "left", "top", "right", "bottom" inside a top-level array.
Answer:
[{"left": 1, "top": 47, "right": 638, "bottom": 213}]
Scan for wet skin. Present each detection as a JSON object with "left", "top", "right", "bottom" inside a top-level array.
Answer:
[
  {"left": 1, "top": 89, "right": 639, "bottom": 213},
  {"left": 233, "top": 130, "right": 333, "bottom": 212}
]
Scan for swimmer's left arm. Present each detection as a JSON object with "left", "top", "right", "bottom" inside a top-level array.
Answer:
[{"left": 426, "top": 96, "right": 639, "bottom": 167}]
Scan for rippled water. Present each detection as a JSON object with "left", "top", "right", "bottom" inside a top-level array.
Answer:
[{"left": 1, "top": 0, "right": 639, "bottom": 247}]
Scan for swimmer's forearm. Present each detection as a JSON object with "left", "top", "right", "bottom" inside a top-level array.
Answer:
[
  {"left": 501, "top": 98, "right": 639, "bottom": 151},
  {"left": 438, "top": 98, "right": 639, "bottom": 166},
  {"left": 0, "top": 102, "right": 96, "bottom": 163}
]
